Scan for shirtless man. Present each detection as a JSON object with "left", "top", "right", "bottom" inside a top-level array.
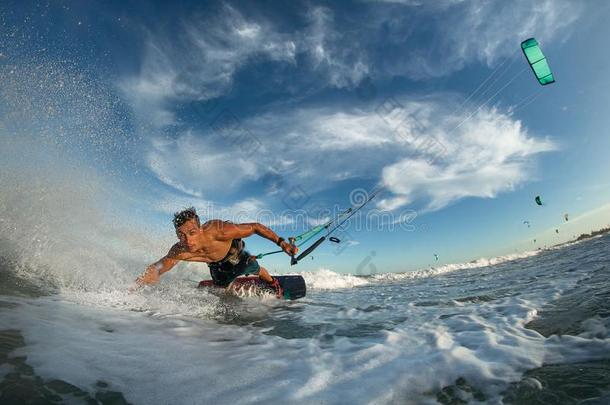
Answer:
[{"left": 136, "top": 207, "right": 298, "bottom": 290}]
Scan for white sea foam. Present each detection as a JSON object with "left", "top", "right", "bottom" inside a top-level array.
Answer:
[
  {"left": 291, "top": 249, "right": 542, "bottom": 291},
  {"left": 372, "top": 250, "right": 541, "bottom": 283},
  {"left": 298, "top": 268, "right": 370, "bottom": 290},
  {"left": 1, "top": 237, "right": 608, "bottom": 404},
  {"left": 2, "top": 275, "right": 609, "bottom": 405}
]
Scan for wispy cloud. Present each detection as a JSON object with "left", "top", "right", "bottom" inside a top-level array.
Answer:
[
  {"left": 146, "top": 131, "right": 259, "bottom": 197},
  {"left": 120, "top": 4, "right": 296, "bottom": 125},
  {"left": 381, "top": 106, "right": 557, "bottom": 211},
  {"left": 121, "top": 1, "right": 572, "bottom": 216},
  {"left": 143, "top": 97, "right": 556, "bottom": 212},
  {"left": 122, "top": 0, "right": 583, "bottom": 111},
  {"left": 368, "top": 0, "right": 582, "bottom": 79},
  {"left": 301, "top": 6, "right": 370, "bottom": 88},
  {"left": 120, "top": 0, "right": 582, "bottom": 129}
]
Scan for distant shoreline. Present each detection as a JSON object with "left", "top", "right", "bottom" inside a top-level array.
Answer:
[
  {"left": 574, "top": 226, "right": 610, "bottom": 242},
  {"left": 541, "top": 226, "right": 610, "bottom": 252}
]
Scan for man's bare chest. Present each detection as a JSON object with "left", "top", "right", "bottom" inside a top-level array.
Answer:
[{"left": 177, "top": 240, "right": 232, "bottom": 263}]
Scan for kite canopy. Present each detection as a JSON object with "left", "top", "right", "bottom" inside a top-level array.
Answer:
[
  {"left": 521, "top": 38, "right": 555, "bottom": 85},
  {"left": 535, "top": 196, "right": 543, "bottom": 206},
  {"left": 564, "top": 213, "right": 569, "bottom": 222}
]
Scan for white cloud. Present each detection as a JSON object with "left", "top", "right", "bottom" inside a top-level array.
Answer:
[
  {"left": 118, "top": 2, "right": 571, "bottom": 216},
  {"left": 120, "top": 4, "right": 378, "bottom": 125},
  {"left": 381, "top": 106, "right": 557, "bottom": 211},
  {"left": 377, "top": 196, "right": 411, "bottom": 211},
  {"left": 298, "top": 110, "right": 393, "bottom": 150},
  {"left": 132, "top": 93, "right": 557, "bottom": 219},
  {"left": 142, "top": 104, "right": 396, "bottom": 201},
  {"left": 376, "top": 0, "right": 582, "bottom": 79},
  {"left": 120, "top": 4, "right": 297, "bottom": 126},
  {"left": 301, "top": 6, "right": 370, "bottom": 88},
  {"left": 307, "top": 216, "right": 331, "bottom": 227},
  {"left": 156, "top": 97, "right": 555, "bottom": 213},
  {"left": 242, "top": 107, "right": 399, "bottom": 194},
  {"left": 120, "top": 0, "right": 583, "bottom": 127},
  {"left": 146, "top": 131, "right": 259, "bottom": 197}
]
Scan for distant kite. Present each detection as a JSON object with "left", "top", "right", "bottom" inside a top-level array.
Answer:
[
  {"left": 521, "top": 38, "right": 555, "bottom": 85},
  {"left": 564, "top": 213, "right": 569, "bottom": 222},
  {"left": 433, "top": 254, "right": 439, "bottom": 261},
  {"left": 535, "top": 196, "right": 543, "bottom": 206},
  {"left": 523, "top": 220, "right": 531, "bottom": 228}
]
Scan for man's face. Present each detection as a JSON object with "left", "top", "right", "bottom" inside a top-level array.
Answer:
[{"left": 176, "top": 219, "right": 201, "bottom": 252}]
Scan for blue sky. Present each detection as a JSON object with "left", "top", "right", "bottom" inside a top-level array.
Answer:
[{"left": 2, "top": 0, "right": 610, "bottom": 274}]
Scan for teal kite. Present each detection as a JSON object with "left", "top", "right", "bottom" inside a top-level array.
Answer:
[
  {"left": 521, "top": 38, "right": 555, "bottom": 85},
  {"left": 535, "top": 196, "right": 543, "bottom": 206}
]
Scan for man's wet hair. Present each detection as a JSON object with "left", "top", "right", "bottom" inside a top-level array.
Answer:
[{"left": 173, "top": 207, "right": 200, "bottom": 229}]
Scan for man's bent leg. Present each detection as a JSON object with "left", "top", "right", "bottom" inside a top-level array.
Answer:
[
  {"left": 258, "top": 267, "right": 274, "bottom": 283},
  {"left": 241, "top": 256, "right": 282, "bottom": 296}
]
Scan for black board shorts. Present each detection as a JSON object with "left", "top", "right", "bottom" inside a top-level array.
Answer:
[{"left": 208, "top": 250, "right": 260, "bottom": 287}]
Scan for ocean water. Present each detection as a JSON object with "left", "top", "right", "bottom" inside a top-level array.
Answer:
[
  {"left": 2, "top": 6, "right": 609, "bottom": 403},
  {"left": 1, "top": 231, "right": 609, "bottom": 404}
]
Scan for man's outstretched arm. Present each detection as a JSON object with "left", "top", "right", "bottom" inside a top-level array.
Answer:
[
  {"left": 136, "top": 255, "right": 179, "bottom": 286},
  {"left": 215, "top": 222, "right": 298, "bottom": 255},
  {"left": 216, "top": 222, "right": 277, "bottom": 242}
]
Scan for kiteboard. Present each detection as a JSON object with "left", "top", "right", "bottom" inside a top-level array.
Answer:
[{"left": 197, "top": 275, "right": 306, "bottom": 300}]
